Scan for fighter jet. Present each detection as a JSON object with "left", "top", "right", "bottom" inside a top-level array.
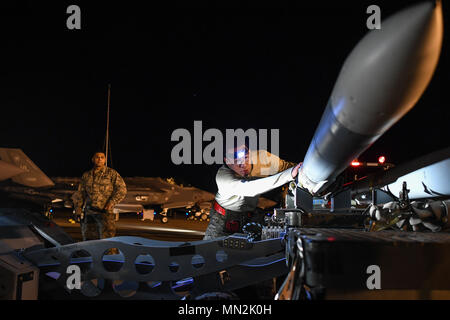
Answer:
[
  {"left": 0, "top": 148, "right": 216, "bottom": 223},
  {"left": 0, "top": 148, "right": 60, "bottom": 217}
]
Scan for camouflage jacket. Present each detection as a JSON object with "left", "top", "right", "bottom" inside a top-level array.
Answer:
[{"left": 74, "top": 166, "right": 127, "bottom": 211}]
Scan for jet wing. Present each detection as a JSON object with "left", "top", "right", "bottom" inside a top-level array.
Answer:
[
  {"left": 351, "top": 147, "right": 450, "bottom": 199},
  {"left": 124, "top": 177, "right": 172, "bottom": 193},
  {"left": 0, "top": 159, "right": 25, "bottom": 181},
  {"left": 0, "top": 148, "right": 54, "bottom": 188}
]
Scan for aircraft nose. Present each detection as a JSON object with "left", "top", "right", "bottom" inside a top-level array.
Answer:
[{"left": 299, "top": 1, "right": 443, "bottom": 194}]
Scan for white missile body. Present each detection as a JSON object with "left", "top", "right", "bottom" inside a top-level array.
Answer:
[{"left": 298, "top": 1, "right": 444, "bottom": 195}]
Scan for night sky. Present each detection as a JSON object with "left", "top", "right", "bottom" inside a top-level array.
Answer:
[{"left": 1, "top": 0, "right": 449, "bottom": 193}]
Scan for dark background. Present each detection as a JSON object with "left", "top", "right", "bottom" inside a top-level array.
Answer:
[{"left": 0, "top": 0, "right": 449, "bottom": 193}]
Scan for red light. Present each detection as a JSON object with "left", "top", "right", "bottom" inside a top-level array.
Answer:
[
  {"left": 351, "top": 161, "right": 361, "bottom": 167},
  {"left": 378, "top": 156, "right": 386, "bottom": 164}
]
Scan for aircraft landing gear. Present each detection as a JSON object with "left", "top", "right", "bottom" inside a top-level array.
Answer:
[
  {"left": 160, "top": 216, "right": 169, "bottom": 224},
  {"left": 159, "top": 209, "right": 169, "bottom": 223}
]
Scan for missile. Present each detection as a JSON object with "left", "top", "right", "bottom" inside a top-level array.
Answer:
[{"left": 298, "top": 1, "right": 443, "bottom": 195}]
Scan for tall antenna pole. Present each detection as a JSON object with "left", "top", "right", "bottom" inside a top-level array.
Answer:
[{"left": 105, "top": 84, "right": 111, "bottom": 167}]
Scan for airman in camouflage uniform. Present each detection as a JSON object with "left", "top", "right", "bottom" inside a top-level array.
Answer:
[{"left": 74, "top": 152, "right": 127, "bottom": 241}]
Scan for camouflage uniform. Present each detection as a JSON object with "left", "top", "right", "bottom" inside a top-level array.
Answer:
[
  {"left": 203, "top": 208, "right": 267, "bottom": 240},
  {"left": 74, "top": 166, "right": 127, "bottom": 241},
  {"left": 203, "top": 151, "right": 296, "bottom": 240},
  {"left": 203, "top": 210, "right": 240, "bottom": 240}
]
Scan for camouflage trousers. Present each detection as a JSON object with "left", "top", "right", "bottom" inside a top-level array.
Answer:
[
  {"left": 203, "top": 208, "right": 262, "bottom": 240},
  {"left": 81, "top": 209, "right": 116, "bottom": 241},
  {"left": 203, "top": 209, "right": 230, "bottom": 240}
]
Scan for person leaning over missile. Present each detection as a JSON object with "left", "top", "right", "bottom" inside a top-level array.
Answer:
[
  {"left": 203, "top": 143, "right": 301, "bottom": 240},
  {"left": 73, "top": 151, "right": 127, "bottom": 242}
]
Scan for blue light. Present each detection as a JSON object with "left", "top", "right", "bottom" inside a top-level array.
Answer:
[
  {"left": 175, "top": 278, "right": 194, "bottom": 285},
  {"left": 45, "top": 272, "right": 60, "bottom": 280},
  {"left": 150, "top": 282, "right": 161, "bottom": 288},
  {"left": 38, "top": 262, "right": 60, "bottom": 267},
  {"left": 306, "top": 290, "right": 312, "bottom": 300},
  {"left": 240, "top": 257, "right": 286, "bottom": 267},
  {"left": 172, "top": 278, "right": 194, "bottom": 289}
]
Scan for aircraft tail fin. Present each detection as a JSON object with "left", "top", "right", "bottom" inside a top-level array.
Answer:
[
  {"left": 0, "top": 159, "right": 26, "bottom": 181},
  {"left": 0, "top": 148, "right": 54, "bottom": 188}
]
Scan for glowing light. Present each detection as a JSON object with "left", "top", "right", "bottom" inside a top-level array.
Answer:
[
  {"left": 378, "top": 156, "right": 386, "bottom": 164},
  {"left": 351, "top": 160, "right": 361, "bottom": 167}
]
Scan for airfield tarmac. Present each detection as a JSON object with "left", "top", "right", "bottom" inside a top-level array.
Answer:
[{"left": 52, "top": 209, "right": 208, "bottom": 242}]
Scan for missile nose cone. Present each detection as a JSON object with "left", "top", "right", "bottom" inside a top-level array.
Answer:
[
  {"left": 331, "top": 1, "right": 443, "bottom": 135},
  {"left": 299, "top": 1, "right": 443, "bottom": 194}
]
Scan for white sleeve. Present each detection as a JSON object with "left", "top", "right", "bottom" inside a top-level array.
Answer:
[{"left": 216, "top": 166, "right": 294, "bottom": 197}]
